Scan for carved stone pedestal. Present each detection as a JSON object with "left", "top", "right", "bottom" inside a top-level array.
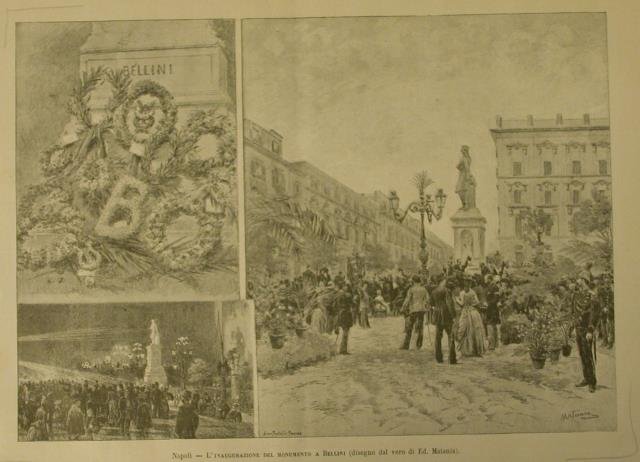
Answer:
[
  {"left": 144, "top": 344, "right": 167, "bottom": 386},
  {"left": 451, "top": 207, "right": 487, "bottom": 273}
]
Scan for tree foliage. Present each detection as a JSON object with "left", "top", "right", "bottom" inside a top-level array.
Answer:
[
  {"left": 520, "top": 208, "right": 554, "bottom": 245},
  {"left": 563, "top": 196, "right": 613, "bottom": 270},
  {"left": 362, "top": 241, "right": 394, "bottom": 273}
]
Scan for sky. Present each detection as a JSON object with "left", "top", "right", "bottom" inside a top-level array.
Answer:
[{"left": 242, "top": 13, "right": 610, "bottom": 250}]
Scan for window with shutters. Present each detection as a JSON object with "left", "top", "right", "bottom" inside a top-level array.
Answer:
[
  {"left": 513, "top": 162, "right": 522, "bottom": 176},
  {"left": 513, "top": 190, "right": 522, "bottom": 204},
  {"left": 515, "top": 215, "right": 523, "bottom": 238},
  {"left": 572, "top": 161, "right": 582, "bottom": 175},
  {"left": 599, "top": 160, "right": 608, "bottom": 175},
  {"left": 572, "top": 189, "right": 581, "bottom": 204}
]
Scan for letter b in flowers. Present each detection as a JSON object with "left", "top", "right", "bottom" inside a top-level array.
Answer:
[{"left": 94, "top": 175, "right": 148, "bottom": 240}]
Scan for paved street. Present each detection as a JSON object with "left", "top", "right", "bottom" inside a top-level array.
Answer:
[{"left": 258, "top": 316, "right": 616, "bottom": 437}]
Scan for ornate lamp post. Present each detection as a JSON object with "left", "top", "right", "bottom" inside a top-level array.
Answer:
[{"left": 388, "top": 171, "right": 447, "bottom": 281}]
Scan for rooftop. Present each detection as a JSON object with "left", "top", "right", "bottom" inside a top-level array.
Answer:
[{"left": 491, "top": 113, "right": 609, "bottom": 133}]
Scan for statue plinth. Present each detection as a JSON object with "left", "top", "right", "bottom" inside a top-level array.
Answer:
[
  {"left": 144, "top": 344, "right": 167, "bottom": 386},
  {"left": 451, "top": 207, "right": 487, "bottom": 273}
]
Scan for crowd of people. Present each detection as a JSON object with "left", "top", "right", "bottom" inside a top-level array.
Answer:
[
  {"left": 259, "top": 255, "right": 614, "bottom": 394},
  {"left": 18, "top": 378, "right": 242, "bottom": 441}
]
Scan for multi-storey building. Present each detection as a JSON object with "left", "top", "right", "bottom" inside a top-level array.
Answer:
[
  {"left": 244, "top": 119, "right": 452, "bottom": 270},
  {"left": 491, "top": 114, "right": 611, "bottom": 264}
]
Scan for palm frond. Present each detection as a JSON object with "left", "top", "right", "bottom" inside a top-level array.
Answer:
[
  {"left": 412, "top": 171, "right": 433, "bottom": 193},
  {"left": 68, "top": 67, "right": 105, "bottom": 127},
  {"left": 94, "top": 236, "right": 159, "bottom": 276},
  {"left": 247, "top": 193, "right": 336, "bottom": 256},
  {"left": 560, "top": 238, "right": 612, "bottom": 269}
]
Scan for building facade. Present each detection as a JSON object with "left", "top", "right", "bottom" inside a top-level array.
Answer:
[
  {"left": 244, "top": 119, "right": 452, "bottom": 270},
  {"left": 491, "top": 114, "right": 611, "bottom": 264}
]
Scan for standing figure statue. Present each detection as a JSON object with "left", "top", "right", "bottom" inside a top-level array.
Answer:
[
  {"left": 150, "top": 319, "right": 161, "bottom": 345},
  {"left": 455, "top": 145, "right": 477, "bottom": 210}
]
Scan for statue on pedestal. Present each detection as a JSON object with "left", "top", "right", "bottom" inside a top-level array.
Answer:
[
  {"left": 144, "top": 318, "right": 167, "bottom": 386},
  {"left": 450, "top": 145, "right": 486, "bottom": 272},
  {"left": 455, "top": 145, "right": 477, "bottom": 210}
]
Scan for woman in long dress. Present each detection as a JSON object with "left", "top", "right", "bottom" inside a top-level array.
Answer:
[
  {"left": 455, "top": 278, "right": 486, "bottom": 357},
  {"left": 358, "top": 284, "right": 371, "bottom": 328}
]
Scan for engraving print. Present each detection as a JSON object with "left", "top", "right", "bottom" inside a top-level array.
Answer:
[
  {"left": 243, "top": 14, "right": 615, "bottom": 436},
  {"left": 16, "top": 20, "right": 238, "bottom": 303},
  {"left": 18, "top": 300, "right": 255, "bottom": 440}
]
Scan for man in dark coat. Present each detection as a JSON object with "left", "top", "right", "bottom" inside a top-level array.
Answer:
[
  {"left": 66, "top": 399, "right": 84, "bottom": 440},
  {"left": 118, "top": 391, "right": 132, "bottom": 437},
  {"left": 485, "top": 275, "right": 502, "bottom": 350},
  {"left": 400, "top": 275, "right": 430, "bottom": 350},
  {"left": 332, "top": 283, "right": 354, "bottom": 354},
  {"left": 431, "top": 276, "right": 457, "bottom": 364},
  {"left": 175, "top": 391, "right": 196, "bottom": 439},
  {"left": 136, "top": 394, "right": 153, "bottom": 439}
]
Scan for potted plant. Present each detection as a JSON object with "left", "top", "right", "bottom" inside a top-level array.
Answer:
[
  {"left": 548, "top": 338, "right": 563, "bottom": 362},
  {"left": 289, "top": 312, "right": 308, "bottom": 338},
  {"left": 524, "top": 308, "right": 553, "bottom": 369},
  {"left": 547, "top": 313, "right": 565, "bottom": 363},
  {"left": 265, "top": 304, "right": 288, "bottom": 349}
]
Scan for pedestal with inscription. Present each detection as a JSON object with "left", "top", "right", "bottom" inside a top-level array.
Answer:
[
  {"left": 451, "top": 207, "right": 487, "bottom": 273},
  {"left": 79, "top": 20, "right": 233, "bottom": 123}
]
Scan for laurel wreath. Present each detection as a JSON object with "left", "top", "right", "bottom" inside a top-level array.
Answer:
[{"left": 112, "top": 79, "right": 178, "bottom": 159}]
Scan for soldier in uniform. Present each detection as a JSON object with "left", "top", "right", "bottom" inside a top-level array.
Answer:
[{"left": 571, "top": 276, "right": 599, "bottom": 393}]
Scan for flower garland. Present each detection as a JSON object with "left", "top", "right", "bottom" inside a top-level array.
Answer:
[{"left": 18, "top": 70, "right": 238, "bottom": 282}]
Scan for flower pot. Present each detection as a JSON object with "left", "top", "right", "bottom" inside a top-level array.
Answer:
[
  {"left": 548, "top": 348, "right": 561, "bottom": 362},
  {"left": 562, "top": 344, "right": 572, "bottom": 357},
  {"left": 529, "top": 353, "right": 546, "bottom": 369},
  {"left": 295, "top": 327, "right": 307, "bottom": 338},
  {"left": 269, "top": 334, "right": 285, "bottom": 349}
]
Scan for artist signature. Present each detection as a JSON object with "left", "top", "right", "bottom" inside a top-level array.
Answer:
[
  {"left": 561, "top": 409, "right": 600, "bottom": 422},
  {"left": 262, "top": 430, "right": 303, "bottom": 437}
]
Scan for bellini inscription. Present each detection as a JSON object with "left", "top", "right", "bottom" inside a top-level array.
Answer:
[{"left": 89, "top": 63, "right": 174, "bottom": 76}]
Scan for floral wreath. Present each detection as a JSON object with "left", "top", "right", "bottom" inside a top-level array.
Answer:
[
  {"left": 112, "top": 80, "right": 178, "bottom": 156},
  {"left": 133, "top": 108, "right": 237, "bottom": 273},
  {"left": 140, "top": 190, "right": 226, "bottom": 273}
]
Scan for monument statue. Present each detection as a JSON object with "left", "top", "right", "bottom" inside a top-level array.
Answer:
[
  {"left": 455, "top": 145, "right": 477, "bottom": 210},
  {"left": 450, "top": 145, "right": 486, "bottom": 272},
  {"left": 150, "top": 319, "right": 161, "bottom": 345},
  {"left": 144, "top": 318, "right": 167, "bottom": 385}
]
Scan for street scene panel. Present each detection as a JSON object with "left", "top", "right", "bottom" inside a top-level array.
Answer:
[
  {"left": 243, "top": 14, "right": 615, "bottom": 437},
  {"left": 18, "top": 300, "right": 255, "bottom": 441},
  {"left": 16, "top": 20, "right": 239, "bottom": 303}
]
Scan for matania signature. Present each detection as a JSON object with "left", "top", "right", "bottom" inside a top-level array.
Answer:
[{"left": 561, "top": 409, "right": 600, "bottom": 421}]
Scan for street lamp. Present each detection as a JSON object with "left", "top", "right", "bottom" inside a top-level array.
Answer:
[{"left": 388, "top": 171, "right": 447, "bottom": 281}]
